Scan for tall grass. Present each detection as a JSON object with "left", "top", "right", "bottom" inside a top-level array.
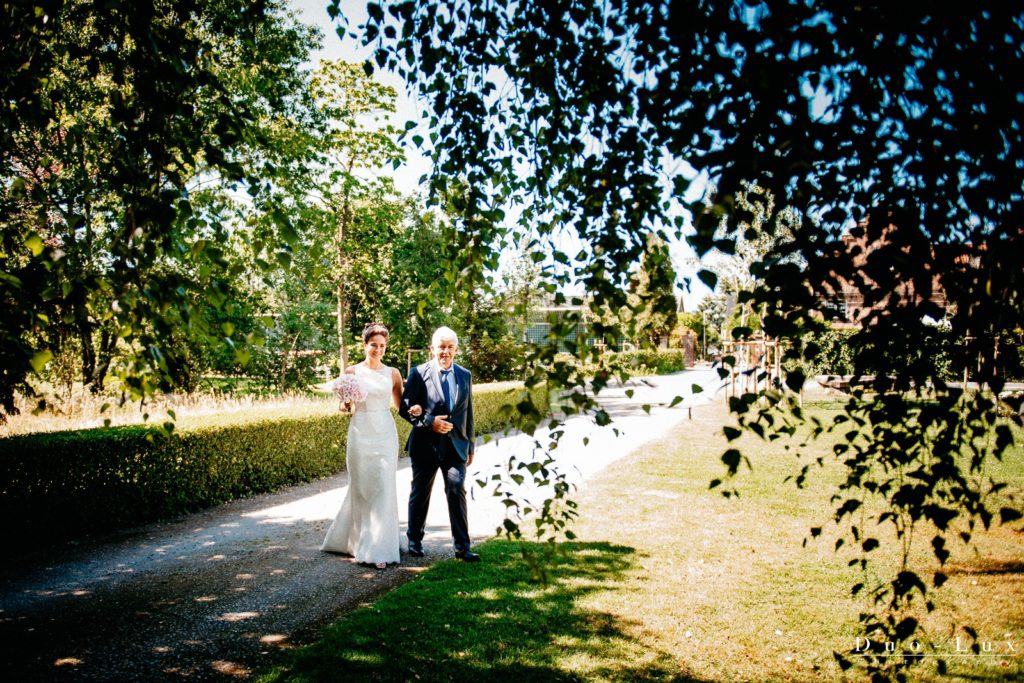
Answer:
[{"left": 0, "top": 384, "right": 334, "bottom": 437}]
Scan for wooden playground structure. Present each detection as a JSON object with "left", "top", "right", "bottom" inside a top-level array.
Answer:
[{"left": 721, "top": 336, "right": 786, "bottom": 399}]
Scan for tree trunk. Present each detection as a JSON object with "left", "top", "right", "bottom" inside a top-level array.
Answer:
[
  {"left": 93, "top": 329, "right": 115, "bottom": 392},
  {"left": 78, "top": 317, "right": 97, "bottom": 391},
  {"left": 337, "top": 279, "right": 348, "bottom": 370},
  {"left": 336, "top": 158, "right": 355, "bottom": 370},
  {"left": 280, "top": 332, "right": 300, "bottom": 389}
]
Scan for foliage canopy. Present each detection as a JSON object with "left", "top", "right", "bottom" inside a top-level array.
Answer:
[
  {"left": 1, "top": 0, "right": 321, "bottom": 415},
  {"left": 350, "top": 0, "right": 1024, "bottom": 677}
]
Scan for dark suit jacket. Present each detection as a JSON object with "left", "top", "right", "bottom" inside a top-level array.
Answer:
[{"left": 399, "top": 361, "right": 475, "bottom": 461}]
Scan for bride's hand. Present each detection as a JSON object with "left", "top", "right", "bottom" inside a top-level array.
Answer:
[
  {"left": 339, "top": 401, "right": 353, "bottom": 413},
  {"left": 408, "top": 404, "right": 423, "bottom": 417}
]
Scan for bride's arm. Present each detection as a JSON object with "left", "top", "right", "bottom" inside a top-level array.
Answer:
[{"left": 391, "top": 367, "right": 404, "bottom": 410}]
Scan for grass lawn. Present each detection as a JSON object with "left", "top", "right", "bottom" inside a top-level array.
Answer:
[{"left": 259, "top": 401, "right": 1023, "bottom": 682}]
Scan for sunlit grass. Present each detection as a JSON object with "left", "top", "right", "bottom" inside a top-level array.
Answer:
[
  {"left": 259, "top": 400, "right": 1023, "bottom": 682},
  {"left": 0, "top": 383, "right": 333, "bottom": 436},
  {"left": 2, "top": 379, "right": 540, "bottom": 437}
]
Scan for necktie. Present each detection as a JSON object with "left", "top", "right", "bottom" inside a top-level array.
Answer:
[{"left": 440, "top": 369, "right": 452, "bottom": 411}]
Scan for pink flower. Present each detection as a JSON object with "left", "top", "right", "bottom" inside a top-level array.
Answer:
[{"left": 330, "top": 374, "right": 366, "bottom": 403}]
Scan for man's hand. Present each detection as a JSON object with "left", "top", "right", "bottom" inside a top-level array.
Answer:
[
  {"left": 467, "top": 452, "right": 474, "bottom": 466},
  {"left": 431, "top": 415, "right": 454, "bottom": 434}
]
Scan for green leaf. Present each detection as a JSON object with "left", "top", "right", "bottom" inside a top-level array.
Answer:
[
  {"left": 29, "top": 350, "right": 52, "bottom": 373},
  {"left": 24, "top": 233, "right": 44, "bottom": 256}
]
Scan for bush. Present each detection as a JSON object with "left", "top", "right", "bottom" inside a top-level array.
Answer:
[
  {"left": 463, "top": 335, "right": 526, "bottom": 383},
  {"left": 0, "top": 414, "right": 354, "bottom": 550},
  {"left": 473, "top": 380, "right": 550, "bottom": 435},
  {"left": 807, "top": 327, "right": 857, "bottom": 376},
  {"left": 605, "top": 349, "right": 688, "bottom": 375},
  {"left": 547, "top": 349, "right": 687, "bottom": 380},
  {"left": 807, "top": 322, "right": 965, "bottom": 381},
  {"left": 0, "top": 381, "right": 548, "bottom": 550}
]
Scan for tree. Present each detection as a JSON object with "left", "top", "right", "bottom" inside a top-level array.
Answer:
[
  {"left": 1, "top": 0, "right": 319, "bottom": 418},
  {"left": 308, "top": 60, "right": 403, "bottom": 369},
  {"left": 351, "top": 1, "right": 1024, "bottom": 678},
  {"left": 628, "top": 234, "right": 678, "bottom": 348},
  {"left": 497, "top": 234, "right": 544, "bottom": 346},
  {"left": 261, "top": 186, "right": 458, "bottom": 387},
  {"left": 594, "top": 232, "right": 678, "bottom": 349},
  {"left": 695, "top": 181, "right": 799, "bottom": 338}
]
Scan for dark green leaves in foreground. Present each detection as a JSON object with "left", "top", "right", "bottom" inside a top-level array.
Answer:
[{"left": 352, "top": 2, "right": 1024, "bottom": 682}]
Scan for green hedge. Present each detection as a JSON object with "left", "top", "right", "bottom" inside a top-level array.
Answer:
[
  {"left": 608, "top": 349, "right": 688, "bottom": 375},
  {"left": 551, "top": 349, "right": 689, "bottom": 378},
  {"left": 472, "top": 380, "right": 550, "bottom": 434},
  {"left": 0, "top": 381, "right": 548, "bottom": 549}
]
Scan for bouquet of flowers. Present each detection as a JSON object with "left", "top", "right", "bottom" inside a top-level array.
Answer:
[{"left": 330, "top": 374, "right": 366, "bottom": 404}]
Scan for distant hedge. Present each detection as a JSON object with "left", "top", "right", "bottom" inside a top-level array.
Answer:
[
  {"left": 0, "top": 381, "right": 547, "bottom": 549},
  {"left": 555, "top": 349, "right": 689, "bottom": 377},
  {"left": 609, "top": 349, "right": 688, "bottom": 375}
]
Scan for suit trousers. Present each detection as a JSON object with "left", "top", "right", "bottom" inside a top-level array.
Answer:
[{"left": 407, "top": 439, "right": 470, "bottom": 552}]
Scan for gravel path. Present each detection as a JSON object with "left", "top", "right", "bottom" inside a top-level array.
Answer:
[{"left": 0, "top": 369, "right": 722, "bottom": 681}]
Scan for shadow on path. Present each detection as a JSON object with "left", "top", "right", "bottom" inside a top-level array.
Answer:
[{"left": 0, "top": 463, "right": 457, "bottom": 682}]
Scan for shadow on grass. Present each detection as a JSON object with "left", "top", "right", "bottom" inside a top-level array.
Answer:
[
  {"left": 262, "top": 540, "right": 707, "bottom": 683},
  {"left": 946, "top": 558, "right": 1024, "bottom": 576}
]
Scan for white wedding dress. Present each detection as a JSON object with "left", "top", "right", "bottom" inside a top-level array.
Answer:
[{"left": 321, "top": 365, "right": 401, "bottom": 565}]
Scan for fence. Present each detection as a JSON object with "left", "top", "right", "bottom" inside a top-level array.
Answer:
[{"left": 721, "top": 337, "right": 785, "bottom": 400}]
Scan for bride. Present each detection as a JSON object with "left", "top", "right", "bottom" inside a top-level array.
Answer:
[{"left": 321, "top": 322, "right": 412, "bottom": 569}]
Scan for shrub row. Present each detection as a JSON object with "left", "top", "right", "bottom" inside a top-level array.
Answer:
[
  {"left": 0, "top": 381, "right": 548, "bottom": 549},
  {"left": 553, "top": 349, "right": 689, "bottom": 377},
  {"left": 607, "top": 349, "right": 688, "bottom": 375}
]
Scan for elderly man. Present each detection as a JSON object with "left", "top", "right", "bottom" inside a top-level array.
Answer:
[{"left": 398, "top": 326, "right": 479, "bottom": 562}]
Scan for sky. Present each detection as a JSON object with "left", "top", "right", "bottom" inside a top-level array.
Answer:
[
  {"left": 291, "top": 0, "right": 430, "bottom": 195},
  {"left": 289, "top": 0, "right": 711, "bottom": 309}
]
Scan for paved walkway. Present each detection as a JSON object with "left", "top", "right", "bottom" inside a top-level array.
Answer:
[{"left": 0, "top": 369, "right": 723, "bottom": 681}]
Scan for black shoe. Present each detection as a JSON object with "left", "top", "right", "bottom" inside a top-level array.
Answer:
[
  {"left": 407, "top": 543, "right": 425, "bottom": 557},
  {"left": 455, "top": 550, "right": 481, "bottom": 563}
]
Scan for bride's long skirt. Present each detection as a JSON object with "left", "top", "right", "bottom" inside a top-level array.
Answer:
[{"left": 320, "top": 409, "right": 401, "bottom": 564}]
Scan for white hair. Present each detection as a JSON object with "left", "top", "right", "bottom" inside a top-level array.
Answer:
[{"left": 431, "top": 326, "right": 459, "bottom": 348}]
